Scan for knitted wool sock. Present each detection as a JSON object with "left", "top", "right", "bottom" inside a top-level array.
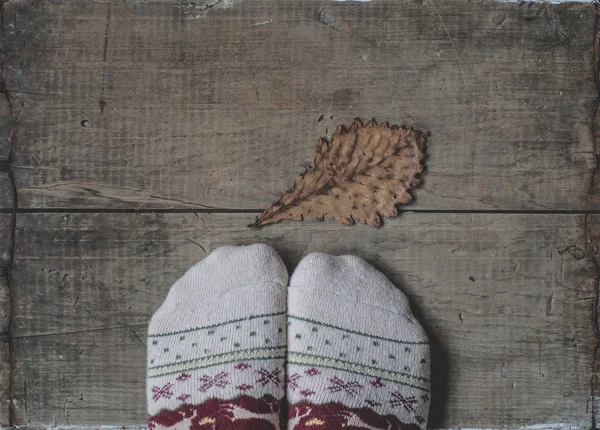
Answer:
[
  {"left": 287, "top": 253, "right": 430, "bottom": 430},
  {"left": 147, "top": 244, "right": 288, "bottom": 430}
]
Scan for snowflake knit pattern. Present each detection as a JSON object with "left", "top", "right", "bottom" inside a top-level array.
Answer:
[
  {"left": 147, "top": 245, "right": 288, "bottom": 430},
  {"left": 287, "top": 253, "right": 430, "bottom": 430}
]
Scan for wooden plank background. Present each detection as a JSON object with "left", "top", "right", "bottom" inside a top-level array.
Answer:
[
  {"left": 0, "top": 215, "right": 12, "bottom": 427},
  {"left": 0, "top": 0, "right": 597, "bottom": 428},
  {"left": 9, "top": 213, "right": 595, "bottom": 427},
  {"left": 2, "top": 0, "right": 596, "bottom": 210}
]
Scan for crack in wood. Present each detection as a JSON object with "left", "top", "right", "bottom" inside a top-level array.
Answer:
[
  {"left": 11, "top": 324, "right": 148, "bottom": 340},
  {"left": 100, "top": 4, "right": 111, "bottom": 112}
]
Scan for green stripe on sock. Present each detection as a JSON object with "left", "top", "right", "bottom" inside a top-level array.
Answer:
[
  {"left": 149, "top": 311, "right": 285, "bottom": 338},
  {"left": 148, "top": 346, "right": 286, "bottom": 378},
  {"left": 288, "top": 315, "right": 428, "bottom": 346},
  {"left": 149, "top": 356, "right": 286, "bottom": 379},
  {"left": 288, "top": 351, "right": 429, "bottom": 392}
]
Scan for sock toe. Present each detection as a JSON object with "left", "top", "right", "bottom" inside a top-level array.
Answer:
[
  {"left": 287, "top": 252, "right": 430, "bottom": 429},
  {"left": 290, "top": 252, "right": 411, "bottom": 315},
  {"left": 163, "top": 243, "right": 288, "bottom": 307}
]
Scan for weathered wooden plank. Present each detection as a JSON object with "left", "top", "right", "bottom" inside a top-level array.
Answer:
[
  {"left": 0, "top": 3, "right": 19, "bottom": 424},
  {"left": 0, "top": 214, "right": 12, "bottom": 427},
  {"left": 0, "top": 93, "right": 13, "bottom": 162},
  {"left": 2, "top": 1, "right": 595, "bottom": 210},
  {"left": 0, "top": 88, "right": 15, "bottom": 213},
  {"left": 9, "top": 213, "right": 594, "bottom": 427}
]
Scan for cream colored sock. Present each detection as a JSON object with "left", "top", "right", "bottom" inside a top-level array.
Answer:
[
  {"left": 287, "top": 253, "right": 430, "bottom": 430},
  {"left": 147, "top": 244, "right": 288, "bottom": 429}
]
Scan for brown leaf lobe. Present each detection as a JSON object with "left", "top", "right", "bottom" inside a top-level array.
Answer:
[{"left": 253, "top": 118, "right": 427, "bottom": 228}]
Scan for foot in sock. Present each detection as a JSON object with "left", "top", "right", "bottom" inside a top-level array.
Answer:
[
  {"left": 287, "top": 253, "right": 430, "bottom": 430},
  {"left": 146, "top": 244, "right": 288, "bottom": 430}
]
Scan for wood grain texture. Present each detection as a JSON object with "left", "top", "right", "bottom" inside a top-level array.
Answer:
[
  {"left": 0, "top": 215, "right": 12, "bottom": 427},
  {"left": 9, "top": 213, "right": 593, "bottom": 427},
  {"left": 1, "top": 0, "right": 597, "bottom": 428},
  {"left": 2, "top": 1, "right": 595, "bottom": 210},
  {"left": 0, "top": 86, "right": 14, "bottom": 211}
]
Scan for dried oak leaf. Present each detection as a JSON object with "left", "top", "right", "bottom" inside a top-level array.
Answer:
[{"left": 252, "top": 118, "right": 426, "bottom": 228}]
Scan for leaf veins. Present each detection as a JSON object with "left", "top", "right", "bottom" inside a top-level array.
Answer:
[{"left": 252, "top": 118, "right": 427, "bottom": 228}]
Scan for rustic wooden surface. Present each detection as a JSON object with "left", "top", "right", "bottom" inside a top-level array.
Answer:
[
  {"left": 0, "top": 0, "right": 598, "bottom": 428},
  {"left": 1, "top": 0, "right": 596, "bottom": 210},
  {"left": 7, "top": 213, "right": 595, "bottom": 427},
  {"left": 0, "top": 215, "right": 12, "bottom": 428}
]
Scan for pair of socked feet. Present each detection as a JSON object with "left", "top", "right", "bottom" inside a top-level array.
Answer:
[{"left": 147, "top": 244, "right": 430, "bottom": 429}]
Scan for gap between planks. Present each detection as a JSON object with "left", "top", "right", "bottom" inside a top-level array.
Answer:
[{"left": 2, "top": 208, "right": 600, "bottom": 215}]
